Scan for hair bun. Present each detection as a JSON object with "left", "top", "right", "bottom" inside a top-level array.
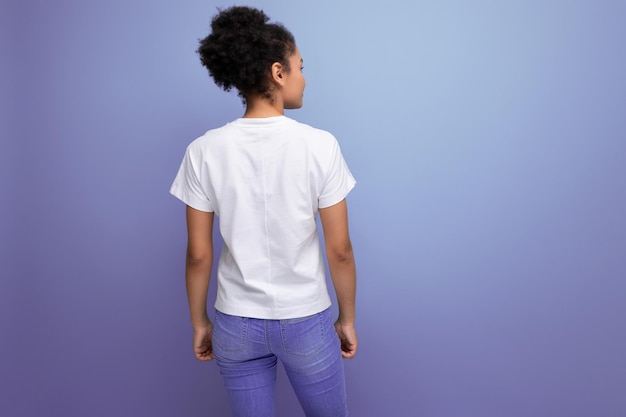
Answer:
[
  {"left": 211, "top": 6, "right": 269, "bottom": 34},
  {"left": 197, "top": 6, "right": 295, "bottom": 101}
]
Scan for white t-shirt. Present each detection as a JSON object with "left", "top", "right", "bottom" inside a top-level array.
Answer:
[{"left": 170, "top": 116, "right": 355, "bottom": 319}]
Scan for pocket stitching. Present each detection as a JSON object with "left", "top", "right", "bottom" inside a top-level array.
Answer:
[
  {"left": 214, "top": 312, "right": 248, "bottom": 352},
  {"left": 280, "top": 312, "right": 326, "bottom": 357}
]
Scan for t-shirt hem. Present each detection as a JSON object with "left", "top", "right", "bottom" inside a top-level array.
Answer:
[
  {"left": 215, "top": 298, "right": 332, "bottom": 320},
  {"left": 170, "top": 184, "right": 214, "bottom": 212},
  {"left": 318, "top": 180, "right": 356, "bottom": 209}
]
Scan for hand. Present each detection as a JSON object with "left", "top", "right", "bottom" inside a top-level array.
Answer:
[
  {"left": 192, "top": 321, "right": 215, "bottom": 361},
  {"left": 334, "top": 321, "right": 358, "bottom": 359}
]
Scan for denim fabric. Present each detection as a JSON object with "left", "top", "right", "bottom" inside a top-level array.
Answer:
[{"left": 213, "top": 308, "right": 348, "bottom": 417}]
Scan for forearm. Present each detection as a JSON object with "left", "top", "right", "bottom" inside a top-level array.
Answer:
[
  {"left": 328, "top": 252, "right": 356, "bottom": 325},
  {"left": 185, "top": 253, "right": 212, "bottom": 328}
]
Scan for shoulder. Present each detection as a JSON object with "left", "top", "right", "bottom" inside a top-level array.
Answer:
[
  {"left": 285, "top": 117, "right": 339, "bottom": 148},
  {"left": 185, "top": 122, "right": 236, "bottom": 154}
]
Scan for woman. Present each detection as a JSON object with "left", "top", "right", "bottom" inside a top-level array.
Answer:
[{"left": 170, "top": 6, "right": 357, "bottom": 416}]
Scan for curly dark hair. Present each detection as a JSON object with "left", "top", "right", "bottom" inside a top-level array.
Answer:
[{"left": 197, "top": 6, "right": 296, "bottom": 101}]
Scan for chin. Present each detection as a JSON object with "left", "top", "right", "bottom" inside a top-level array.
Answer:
[{"left": 285, "top": 101, "right": 303, "bottom": 110}]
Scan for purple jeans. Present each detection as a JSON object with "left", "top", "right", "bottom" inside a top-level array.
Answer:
[{"left": 212, "top": 307, "right": 348, "bottom": 417}]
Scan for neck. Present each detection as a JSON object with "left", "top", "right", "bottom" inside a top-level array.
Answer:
[{"left": 243, "top": 94, "right": 284, "bottom": 118}]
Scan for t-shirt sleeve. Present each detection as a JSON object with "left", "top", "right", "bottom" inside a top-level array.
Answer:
[
  {"left": 318, "top": 139, "right": 356, "bottom": 208},
  {"left": 169, "top": 146, "right": 214, "bottom": 212}
]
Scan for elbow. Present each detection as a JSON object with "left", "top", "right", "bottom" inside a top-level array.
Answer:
[
  {"left": 186, "top": 248, "right": 212, "bottom": 268},
  {"left": 327, "top": 241, "right": 354, "bottom": 264}
]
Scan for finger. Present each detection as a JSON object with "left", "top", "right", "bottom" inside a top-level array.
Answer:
[
  {"left": 196, "top": 350, "right": 215, "bottom": 361},
  {"left": 341, "top": 349, "right": 356, "bottom": 358},
  {"left": 341, "top": 346, "right": 356, "bottom": 359}
]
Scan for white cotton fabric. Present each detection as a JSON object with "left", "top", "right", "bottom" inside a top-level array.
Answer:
[{"left": 170, "top": 116, "right": 355, "bottom": 319}]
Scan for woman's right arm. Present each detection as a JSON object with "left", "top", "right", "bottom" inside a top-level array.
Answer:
[
  {"left": 185, "top": 205, "right": 215, "bottom": 361},
  {"left": 319, "top": 199, "right": 358, "bottom": 358}
]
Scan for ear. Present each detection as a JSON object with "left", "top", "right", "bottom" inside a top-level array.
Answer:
[{"left": 271, "top": 62, "right": 285, "bottom": 86}]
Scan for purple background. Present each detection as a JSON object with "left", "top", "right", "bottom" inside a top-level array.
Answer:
[{"left": 2, "top": 1, "right": 625, "bottom": 416}]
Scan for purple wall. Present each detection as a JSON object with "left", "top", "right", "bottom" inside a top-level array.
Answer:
[{"left": 2, "top": 1, "right": 625, "bottom": 416}]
